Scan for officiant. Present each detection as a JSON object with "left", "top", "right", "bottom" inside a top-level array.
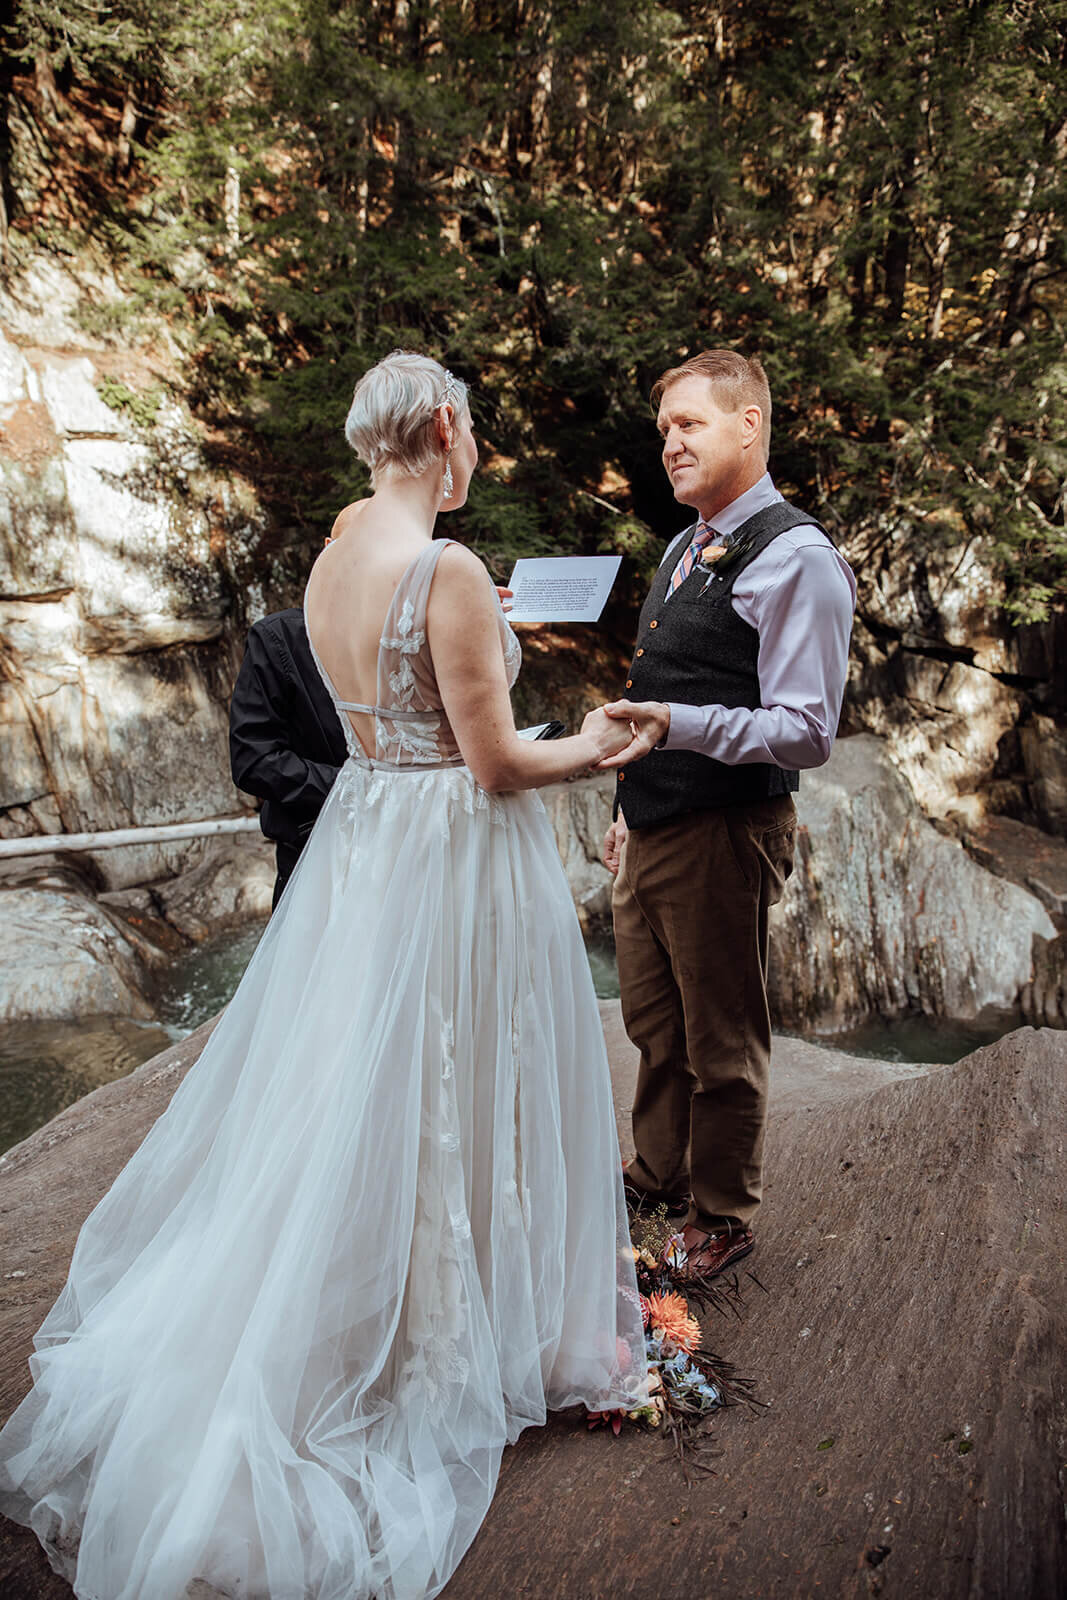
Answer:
[
  {"left": 229, "top": 608, "right": 347, "bottom": 908},
  {"left": 600, "top": 349, "right": 856, "bottom": 1280}
]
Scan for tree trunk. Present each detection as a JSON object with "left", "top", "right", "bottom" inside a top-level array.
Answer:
[
  {"left": 34, "top": 53, "right": 60, "bottom": 120},
  {"left": 224, "top": 164, "right": 240, "bottom": 248},
  {"left": 924, "top": 220, "right": 952, "bottom": 343},
  {"left": 996, "top": 114, "right": 1066, "bottom": 346},
  {"left": 882, "top": 155, "right": 915, "bottom": 324},
  {"left": 115, "top": 87, "right": 137, "bottom": 175}
]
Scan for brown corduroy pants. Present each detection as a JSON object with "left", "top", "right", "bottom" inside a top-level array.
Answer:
[{"left": 612, "top": 796, "right": 796, "bottom": 1231}]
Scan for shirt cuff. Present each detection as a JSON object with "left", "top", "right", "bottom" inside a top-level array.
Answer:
[{"left": 661, "top": 702, "right": 702, "bottom": 750}]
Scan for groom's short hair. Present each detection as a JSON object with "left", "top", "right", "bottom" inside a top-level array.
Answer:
[{"left": 651, "top": 350, "right": 772, "bottom": 460}]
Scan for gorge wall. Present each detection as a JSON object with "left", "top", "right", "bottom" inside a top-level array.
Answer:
[
  {"left": 0, "top": 256, "right": 271, "bottom": 884},
  {"left": 0, "top": 247, "right": 1064, "bottom": 1035},
  {"left": 842, "top": 517, "right": 1067, "bottom": 831}
]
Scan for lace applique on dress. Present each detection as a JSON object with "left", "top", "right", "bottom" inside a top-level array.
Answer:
[
  {"left": 399, "top": 1088, "right": 471, "bottom": 1421},
  {"left": 398, "top": 1231, "right": 470, "bottom": 1424},
  {"left": 381, "top": 595, "right": 424, "bottom": 655},
  {"left": 373, "top": 541, "right": 520, "bottom": 767}
]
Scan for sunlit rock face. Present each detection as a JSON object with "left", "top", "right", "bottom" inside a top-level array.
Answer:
[
  {"left": 0, "top": 836, "right": 276, "bottom": 1024},
  {"left": 0, "top": 266, "right": 274, "bottom": 891},
  {"left": 0, "top": 886, "right": 155, "bottom": 1025},
  {"left": 1021, "top": 713, "right": 1067, "bottom": 834},
  {"left": 769, "top": 736, "right": 1056, "bottom": 1031},
  {"left": 841, "top": 521, "right": 1065, "bottom": 825},
  {"left": 0, "top": 256, "right": 285, "bottom": 1019}
]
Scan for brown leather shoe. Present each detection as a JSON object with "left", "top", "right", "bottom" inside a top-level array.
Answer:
[
  {"left": 622, "top": 1173, "right": 689, "bottom": 1220},
  {"left": 672, "top": 1222, "right": 754, "bottom": 1280}
]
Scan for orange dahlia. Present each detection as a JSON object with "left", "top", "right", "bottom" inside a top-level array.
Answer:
[{"left": 646, "top": 1291, "right": 701, "bottom": 1354}]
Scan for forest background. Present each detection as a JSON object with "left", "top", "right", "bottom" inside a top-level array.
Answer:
[{"left": 2, "top": 0, "right": 1065, "bottom": 633}]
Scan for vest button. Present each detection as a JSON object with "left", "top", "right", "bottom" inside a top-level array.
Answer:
[
  {"left": 618, "top": 771, "right": 625, "bottom": 781},
  {"left": 625, "top": 679, "right": 632, "bottom": 689},
  {"left": 636, "top": 648, "right": 644, "bottom": 657},
  {"left": 649, "top": 620, "right": 658, "bottom": 628}
]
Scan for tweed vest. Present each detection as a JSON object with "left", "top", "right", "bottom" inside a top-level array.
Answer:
[{"left": 616, "top": 501, "right": 830, "bottom": 829}]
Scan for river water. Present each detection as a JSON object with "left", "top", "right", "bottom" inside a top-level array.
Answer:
[{"left": 0, "top": 923, "right": 1010, "bottom": 1156}]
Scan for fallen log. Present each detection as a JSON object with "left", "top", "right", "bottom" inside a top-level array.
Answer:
[{"left": 0, "top": 816, "right": 260, "bottom": 859}]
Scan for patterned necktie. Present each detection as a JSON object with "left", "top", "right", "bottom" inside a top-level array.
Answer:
[{"left": 667, "top": 520, "right": 717, "bottom": 598}]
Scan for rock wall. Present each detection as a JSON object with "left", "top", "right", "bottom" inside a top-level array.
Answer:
[
  {"left": 769, "top": 735, "right": 1057, "bottom": 1029},
  {"left": 542, "top": 745, "right": 1060, "bottom": 1033},
  {"left": 841, "top": 518, "right": 1067, "bottom": 827},
  {"left": 1, "top": 248, "right": 1063, "bottom": 1036},
  {"left": 0, "top": 256, "right": 277, "bottom": 892}
]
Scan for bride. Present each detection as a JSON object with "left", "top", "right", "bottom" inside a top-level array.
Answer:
[{"left": 0, "top": 351, "right": 648, "bottom": 1600}]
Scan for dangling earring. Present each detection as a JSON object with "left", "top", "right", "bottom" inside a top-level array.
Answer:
[{"left": 442, "top": 454, "right": 454, "bottom": 497}]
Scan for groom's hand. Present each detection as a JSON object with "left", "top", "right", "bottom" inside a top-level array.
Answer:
[
  {"left": 594, "top": 699, "right": 670, "bottom": 769},
  {"left": 603, "top": 816, "right": 627, "bottom": 876}
]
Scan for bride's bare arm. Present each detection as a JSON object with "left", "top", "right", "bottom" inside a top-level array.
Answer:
[{"left": 428, "top": 544, "right": 630, "bottom": 792}]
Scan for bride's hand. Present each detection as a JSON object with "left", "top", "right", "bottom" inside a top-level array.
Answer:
[
  {"left": 579, "top": 706, "right": 634, "bottom": 764},
  {"left": 591, "top": 699, "right": 670, "bottom": 769}
]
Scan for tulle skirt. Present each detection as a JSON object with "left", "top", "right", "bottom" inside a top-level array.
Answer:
[{"left": 0, "top": 761, "right": 646, "bottom": 1599}]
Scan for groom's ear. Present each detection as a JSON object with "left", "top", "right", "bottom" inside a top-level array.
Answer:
[{"left": 740, "top": 404, "right": 763, "bottom": 452}]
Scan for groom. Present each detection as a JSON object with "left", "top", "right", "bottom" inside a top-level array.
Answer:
[{"left": 601, "top": 350, "right": 855, "bottom": 1278}]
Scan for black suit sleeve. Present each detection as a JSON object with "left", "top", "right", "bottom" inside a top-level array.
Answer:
[{"left": 229, "top": 627, "right": 342, "bottom": 823}]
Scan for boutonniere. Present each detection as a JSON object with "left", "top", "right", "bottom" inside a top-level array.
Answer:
[{"left": 699, "top": 525, "right": 762, "bottom": 587}]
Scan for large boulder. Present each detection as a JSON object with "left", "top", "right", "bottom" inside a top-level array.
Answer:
[
  {"left": 98, "top": 833, "right": 275, "bottom": 945},
  {"left": 0, "top": 886, "right": 154, "bottom": 1025},
  {"left": 0, "top": 834, "right": 274, "bottom": 1022},
  {"left": 769, "top": 735, "right": 1057, "bottom": 1030},
  {"left": 539, "top": 771, "right": 617, "bottom": 929},
  {"left": 547, "top": 744, "right": 1061, "bottom": 1033},
  {"left": 0, "top": 1017, "right": 1063, "bottom": 1598},
  {"left": 447, "top": 1025, "right": 1067, "bottom": 1600}
]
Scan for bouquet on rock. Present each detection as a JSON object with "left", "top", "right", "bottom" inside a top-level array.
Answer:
[{"left": 588, "top": 1218, "right": 760, "bottom": 1449}]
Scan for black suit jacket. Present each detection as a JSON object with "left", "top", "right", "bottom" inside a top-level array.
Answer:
[{"left": 229, "top": 609, "right": 347, "bottom": 861}]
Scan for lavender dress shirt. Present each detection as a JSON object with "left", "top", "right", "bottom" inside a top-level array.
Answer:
[{"left": 659, "top": 474, "right": 856, "bottom": 770}]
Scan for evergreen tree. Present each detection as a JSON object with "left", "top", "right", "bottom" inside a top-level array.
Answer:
[{"left": 2, "top": 0, "right": 1062, "bottom": 616}]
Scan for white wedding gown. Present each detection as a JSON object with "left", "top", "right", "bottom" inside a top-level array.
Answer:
[{"left": 0, "top": 540, "right": 646, "bottom": 1600}]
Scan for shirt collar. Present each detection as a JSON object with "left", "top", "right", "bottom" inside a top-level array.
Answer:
[{"left": 701, "top": 472, "right": 781, "bottom": 541}]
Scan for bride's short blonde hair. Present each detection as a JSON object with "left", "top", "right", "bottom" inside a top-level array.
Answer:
[{"left": 345, "top": 350, "right": 470, "bottom": 486}]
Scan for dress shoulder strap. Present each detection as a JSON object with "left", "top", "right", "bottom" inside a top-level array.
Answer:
[{"left": 379, "top": 539, "right": 455, "bottom": 649}]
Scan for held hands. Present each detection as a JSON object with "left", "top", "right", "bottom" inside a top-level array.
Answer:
[
  {"left": 579, "top": 705, "right": 634, "bottom": 765},
  {"left": 593, "top": 699, "right": 671, "bottom": 770}
]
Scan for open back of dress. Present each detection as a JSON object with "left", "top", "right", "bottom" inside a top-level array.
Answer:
[{"left": 303, "top": 538, "right": 519, "bottom": 769}]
